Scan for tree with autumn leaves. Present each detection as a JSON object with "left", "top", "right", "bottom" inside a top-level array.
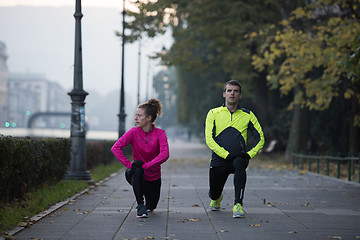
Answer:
[
  {"left": 121, "top": 0, "right": 360, "bottom": 159},
  {"left": 251, "top": 0, "right": 360, "bottom": 158}
]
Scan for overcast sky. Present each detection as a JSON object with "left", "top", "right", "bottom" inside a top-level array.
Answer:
[{"left": 0, "top": 0, "right": 173, "bottom": 97}]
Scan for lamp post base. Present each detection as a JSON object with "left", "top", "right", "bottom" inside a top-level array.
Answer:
[{"left": 65, "top": 170, "right": 94, "bottom": 185}]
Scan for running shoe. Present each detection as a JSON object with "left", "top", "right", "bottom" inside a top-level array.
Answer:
[
  {"left": 209, "top": 194, "right": 223, "bottom": 211},
  {"left": 136, "top": 204, "right": 148, "bottom": 218},
  {"left": 233, "top": 203, "right": 245, "bottom": 218}
]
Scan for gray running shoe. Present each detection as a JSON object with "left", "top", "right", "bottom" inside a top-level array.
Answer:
[{"left": 136, "top": 204, "right": 148, "bottom": 218}]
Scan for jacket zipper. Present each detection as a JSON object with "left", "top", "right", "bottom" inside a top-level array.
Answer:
[{"left": 145, "top": 132, "right": 148, "bottom": 144}]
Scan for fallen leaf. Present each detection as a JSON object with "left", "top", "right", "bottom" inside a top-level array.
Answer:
[
  {"left": 18, "top": 221, "right": 32, "bottom": 228},
  {"left": 192, "top": 204, "right": 199, "bottom": 207},
  {"left": 219, "top": 229, "right": 228, "bottom": 232},
  {"left": 249, "top": 224, "right": 261, "bottom": 227},
  {"left": 185, "top": 218, "right": 201, "bottom": 222},
  {"left": 77, "top": 211, "right": 90, "bottom": 215},
  {"left": 298, "top": 170, "right": 307, "bottom": 175},
  {"left": 4, "top": 233, "right": 16, "bottom": 240},
  {"left": 288, "top": 231, "right": 297, "bottom": 234},
  {"left": 176, "top": 220, "right": 185, "bottom": 223},
  {"left": 301, "top": 203, "right": 311, "bottom": 207},
  {"left": 329, "top": 236, "right": 342, "bottom": 239},
  {"left": 144, "top": 236, "right": 155, "bottom": 239}
]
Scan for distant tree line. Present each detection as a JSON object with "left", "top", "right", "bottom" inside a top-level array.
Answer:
[{"left": 118, "top": 0, "right": 360, "bottom": 160}]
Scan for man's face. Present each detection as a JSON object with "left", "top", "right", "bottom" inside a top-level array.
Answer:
[{"left": 223, "top": 84, "right": 241, "bottom": 106}]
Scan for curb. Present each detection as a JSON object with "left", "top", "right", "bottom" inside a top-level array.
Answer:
[{"left": 1, "top": 171, "right": 122, "bottom": 240}]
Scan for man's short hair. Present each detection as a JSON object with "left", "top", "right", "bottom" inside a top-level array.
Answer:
[{"left": 223, "top": 80, "right": 242, "bottom": 93}]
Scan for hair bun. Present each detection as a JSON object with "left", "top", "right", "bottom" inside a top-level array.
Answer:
[{"left": 147, "top": 98, "right": 162, "bottom": 117}]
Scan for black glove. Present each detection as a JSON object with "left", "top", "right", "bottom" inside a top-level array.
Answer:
[
  {"left": 132, "top": 160, "right": 144, "bottom": 169},
  {"left": 239, "top": 152, "right": 250, "bottom": 160},
  {"left": 226, "top": 152, "right": 236, "bottom": 160}
]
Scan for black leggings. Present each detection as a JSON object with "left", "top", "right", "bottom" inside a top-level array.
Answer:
[
  {"left": 125, "top": 168, "right": 161, "bottom": 210},
  {"left": 209, "top": 157, "right": 249, "bottom": 205}
]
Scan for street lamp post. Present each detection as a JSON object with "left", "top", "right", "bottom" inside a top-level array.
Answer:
[
  {"left": 137, "top": 39, "right": 141, "bottom": 105},
  {"left": 66, "top": 0, "right": 93, "bottom": 184},
  {"left": 118, "top": 0, "right": 126, "bottom": 138}
]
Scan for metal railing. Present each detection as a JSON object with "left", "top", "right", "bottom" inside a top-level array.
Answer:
[{"left": 292, "top": 152, "right": 360, "bottom": 183}]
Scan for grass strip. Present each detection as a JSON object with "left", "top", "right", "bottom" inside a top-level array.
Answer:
[
  {"left": 90, "top": 161, "right": 123, "bottom": 182},
  {"left": 0, "top": 161, "right": 122, "bottom": 234}
]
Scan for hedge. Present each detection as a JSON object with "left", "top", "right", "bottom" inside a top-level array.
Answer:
[
  {"left": 0, "top": 136, "right": 71, "bottom": 202},
  {"left": 0, "top": 137, "right": 124, "bottom": 203}
]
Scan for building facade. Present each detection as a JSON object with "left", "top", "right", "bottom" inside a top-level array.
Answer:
[{"left": 7, "top": 73, "right": 69, "bottom": 128}]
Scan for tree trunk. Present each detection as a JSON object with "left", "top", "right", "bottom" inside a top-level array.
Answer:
[
  {"left": 349, "top": 96, "right": 360, "bottom": 153},
  {"left": 285, "top": 87, "right": 310, "bottom": 161},
  {"left": 253, "top": 71, "right": 271, "bottom": 127}
]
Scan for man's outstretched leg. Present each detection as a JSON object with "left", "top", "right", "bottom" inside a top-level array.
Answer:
[{"left": 232, "top": 157, "right": 249, "bottom": 218}]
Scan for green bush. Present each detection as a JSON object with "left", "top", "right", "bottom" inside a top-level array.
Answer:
[
  {"left": 0, "top": 137, "right": 127, "bottom": 203},
  {"left": 86, "top": 140, "right": 116, "bottom": 169},
  {"left": 86, "top": 140, "right": 131, "bottom": 169},
  {"left": 0, "top": 136, "right": 71, "bottom": 202}
]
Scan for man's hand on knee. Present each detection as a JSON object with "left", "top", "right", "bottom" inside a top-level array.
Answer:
[{"left": 239, "top": 152, "right": 250, "bottom": 160}]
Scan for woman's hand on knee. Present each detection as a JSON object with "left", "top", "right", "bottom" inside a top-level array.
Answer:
[{"left": 132, "top": 160, "right": 144, "bottom": 169}]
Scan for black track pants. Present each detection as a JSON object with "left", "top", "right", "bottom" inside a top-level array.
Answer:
[
  {"left": 125, "top": 168, "right": 161, "bottom": 210},
  {"left": 209, "top": 157, "right": 249, "bottom": 205}
]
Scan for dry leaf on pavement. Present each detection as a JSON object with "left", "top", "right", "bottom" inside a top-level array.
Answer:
[
  {"left": 249, "top": 224, "right": 261, "bottom": 227},
  {"left": 185, "top": 218, "right": 201, "bottom": 222}
]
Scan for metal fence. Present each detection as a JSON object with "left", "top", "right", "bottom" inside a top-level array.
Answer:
[{"left": 292, "top": 152, "right": 360, "bottom": 183}]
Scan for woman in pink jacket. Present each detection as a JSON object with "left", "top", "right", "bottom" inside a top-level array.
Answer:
[{"left": 111, "top": 98, "right": 169, "bottom": 218}]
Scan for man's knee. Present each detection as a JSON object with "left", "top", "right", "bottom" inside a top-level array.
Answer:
[{"left": 233, "top": 157, "right": 249, "bottom": 170}]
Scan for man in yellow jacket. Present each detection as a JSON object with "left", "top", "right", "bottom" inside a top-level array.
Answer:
[{"left": 205, "top": 80, "right": 265, "bottom": 218}]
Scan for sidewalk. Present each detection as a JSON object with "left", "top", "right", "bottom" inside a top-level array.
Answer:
[{"left": 8, "top": 142, "right": 360, "bottom": 240}]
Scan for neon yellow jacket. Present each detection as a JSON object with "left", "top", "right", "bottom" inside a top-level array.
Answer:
[{"left": 205, "top": 105, "right": 265, "bottom": 166}]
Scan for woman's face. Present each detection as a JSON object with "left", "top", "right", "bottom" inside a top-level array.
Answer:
[{"left": 135, "top": 108, "right": 151, "bottom": 128}]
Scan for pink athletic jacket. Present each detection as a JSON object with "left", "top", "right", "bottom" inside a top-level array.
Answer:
[{"left": 111, "top": 126, "right": 169, "bottom": 181}]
